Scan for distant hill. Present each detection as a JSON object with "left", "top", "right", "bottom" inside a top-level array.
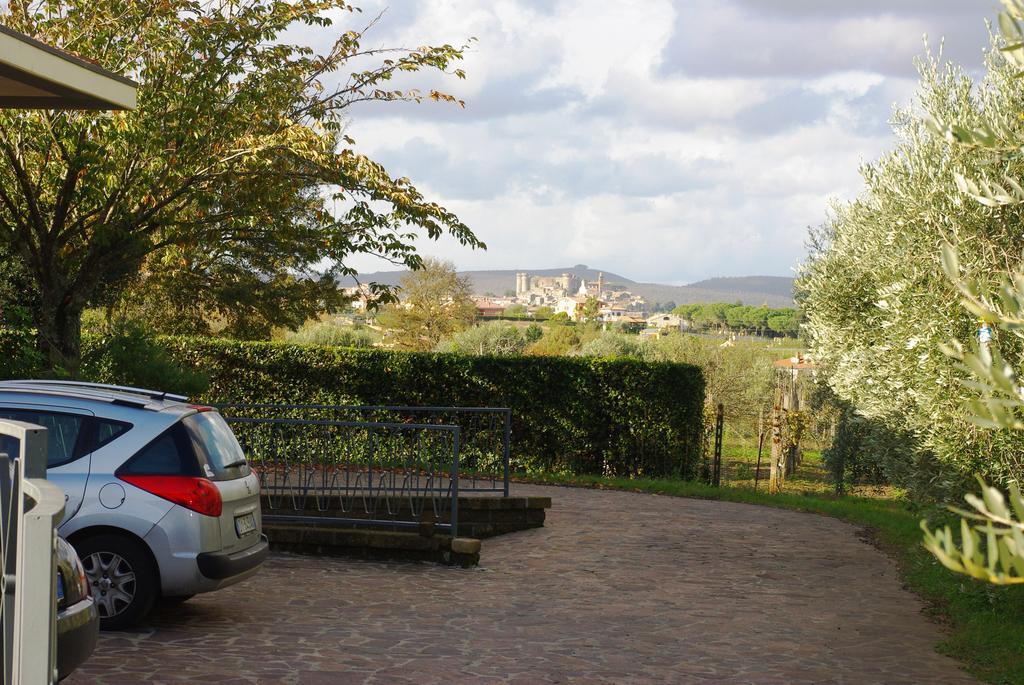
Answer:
[
  {"left": 686, "top": 276, "right": 796, "bottom": 301},
  {"left": 628, "top": 276, "right": 795, "bottom": 308},
  {"left": 341, "top": 267, "right": 795, "bottom": 307}
]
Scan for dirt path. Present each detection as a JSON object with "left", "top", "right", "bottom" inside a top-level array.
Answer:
[{"left": 67, "top": 484, "right": 977, "bottom": 684}]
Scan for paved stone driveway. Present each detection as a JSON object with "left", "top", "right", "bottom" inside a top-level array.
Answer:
[{"left": 66, "top": 485, "right": 977, "bottom": 684}]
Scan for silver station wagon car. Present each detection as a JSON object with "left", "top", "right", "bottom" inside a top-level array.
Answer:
[{"left": 0, "top": 380, "right": 267, "bottom": 629}]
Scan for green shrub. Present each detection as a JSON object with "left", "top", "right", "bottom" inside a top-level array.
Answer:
[
  {"left": 526, "top": 325, "right": 579, "bottom": 356},
  {"left": 80, "top": 324, "right": 208, "bottom": 397},
  {"left": 436, "top": 322, "right": 527, "bottom": 355},
  {"left": 822, "top": 406, "right": 919, "bottom": 494},
  {"left": 0, "top": 328, "right": 43, "bottom": 379},
  {"left": 157, "top": 336, "right": 705, "bottom": 478},
  {"left": 576, "top": 332, "right": 644, "bottom": 358},
  {"left": 283, "top": 319, "right": 376, "bottom": 348}
]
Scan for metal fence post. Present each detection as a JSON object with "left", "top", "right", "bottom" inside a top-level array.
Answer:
[
  {"left": 502, "top": 410, "right": 511, "bottom": 498},
  {"left": 450, "top": 429, "right": 460, "bottom": 538},
  {"left": 712, "top": 404, "right": 724, "bottom": 488}
]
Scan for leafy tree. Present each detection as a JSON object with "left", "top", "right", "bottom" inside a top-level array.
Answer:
[
  {"left": 436, "top": 322, "right": 526, "bottom": 356},
  {"left": 724, "top": 305, "right": 752, "bottom": 332},
  {"left": 579, "top": 297, "right": 601, "bottom": 325},
  {"left": 798, "top": 31, "right": 1024, "bottom": 498},
  {"left": 0, "top": 0, "right": 481, "bottom": 372},
  {"left": 377, "top": 258, "right": 476, "bottom": 350},
  {"left": 918, "top": 0, "right": 1024, "bottom": 584},
  {"left": 672, "top": 303, "right": 702, "bottom": 321},
  {"left": 576, "top": 332, "right": 643, "bottom": 359},
  {"left": 284, "top": 319, "right": 376, "bottom": 348},
  {"left": 534, "top": 306, "right": 554, "bottom": 320},
  {"left": 503, "top": 304, "right": 527, "bottom": 318},
  {"left": 0, "top": 244, "right": 36, "bottom": 328},
  {"left": 643, "top": 335, "right": 774, "bottom": 439},
  {"left": 822, "top": 399, "right": 917, "bottom": 493},
  {"left": 526, "top": 326, "right": 579, "bottom": 356},
  {"left": 117, "top": 250, "right": 357, "bottom": 340},
  {"left": 548, "top": 311, "right": 571, "bottom": 324},
  {"left": 669, "top": 302, "right": 795, "bottom": 337},
  {"left": 695, "top": 303, "right": 730, "bottom": 331},
  {"left": 767, "top": 311, "right": 800, "bottom": 337},
  {"left": 615, "top": 321, "right": 645, "bottom": 335},
  {"left": 524, "top": 323, "right": 543, "bottom": 343}
]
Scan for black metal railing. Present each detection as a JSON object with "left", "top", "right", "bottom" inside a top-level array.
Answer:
[
  {"left": 225, "top": 417, "right": 461, "bottom": 535},
  {"left": 218, "top": 404, "right": 511, "bottom": 496}
]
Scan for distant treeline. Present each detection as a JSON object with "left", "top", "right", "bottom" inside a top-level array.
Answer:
[{"left": 671, "top": 302, "right": 801, "bottom": 337}]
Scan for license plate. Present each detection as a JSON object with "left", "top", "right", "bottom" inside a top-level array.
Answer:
[{"left": 234, "top": 513, "right": 257, "bottom": 536}]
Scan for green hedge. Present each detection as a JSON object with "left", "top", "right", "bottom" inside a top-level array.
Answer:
[
  {"left": 2, "top": 332, "right": 705, "bottom": 478},
  {"left": 160, "top": 337, "right": 705, "bottom": 478}
]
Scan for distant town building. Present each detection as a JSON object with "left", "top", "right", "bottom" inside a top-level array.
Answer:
[
  {"left": 553, "top": 296, "right": 606, "bottom": 321},
  {"left": 474, "top": 299, "right": 505, "bottom": 317},
  {"left": 341, "top": 285, "right": 373, "bottom": 311},
  {"left": 513, "top": 270, "right": 648, "bottom": 315},
  {"left": 515, "top": 272, "right": 580, "bottom": 302},
  {"left": 645, "top": 313, "right": 687, "bottom": 331}
]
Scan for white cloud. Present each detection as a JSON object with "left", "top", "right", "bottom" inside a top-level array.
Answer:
[{"left": 304, "top": 0, "right": 993, "bottom": 283}]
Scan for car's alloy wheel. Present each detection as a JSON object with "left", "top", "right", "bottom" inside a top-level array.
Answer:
[
  {"left": 72, "top": 533, "right": 157, "bottom": 630},
  {"left": 82, "top": 551, "right": 136, "bottom": 619}
]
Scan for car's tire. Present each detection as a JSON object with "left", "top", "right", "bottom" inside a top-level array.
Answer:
[
  {"left": 159, "top": 594, "right": 194, "bottom": 606},
  {"left": 74, "top": 533, "right": 158, "bottom": 631}
]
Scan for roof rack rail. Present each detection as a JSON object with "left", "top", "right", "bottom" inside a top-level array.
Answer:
[{"left": 0, "top": 380, "right": 189, "bottom": 403}]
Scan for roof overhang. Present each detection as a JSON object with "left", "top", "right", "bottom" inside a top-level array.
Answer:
[{"left": 0, "top": 24, "right": 137, "bottom": 110}]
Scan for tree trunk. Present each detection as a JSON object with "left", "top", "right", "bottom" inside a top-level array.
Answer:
[
  {"left": 35, "top": 292, "right": 85, "bottom": 377},
  {"left": 768, "top": 403, "right": 784, "bottom": 494}
]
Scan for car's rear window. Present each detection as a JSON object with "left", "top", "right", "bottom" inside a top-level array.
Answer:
[
  {"left": 182, "top": 412, "right": 249, "bottom": 479},
  {"left": 121, "top": 426, "right": 201, "bottom": 476}
]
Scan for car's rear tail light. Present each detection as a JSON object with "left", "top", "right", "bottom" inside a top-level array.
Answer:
[
  {"left": 118, "top": 475, "right": 223, "bottom": 517},
  {"left": 188, "top": 404, "right": 214, "bottom": 413}
]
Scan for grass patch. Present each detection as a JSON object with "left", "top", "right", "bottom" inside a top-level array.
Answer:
[{"left": 513, "top": 472, "right": 1024, "bottom": 684}]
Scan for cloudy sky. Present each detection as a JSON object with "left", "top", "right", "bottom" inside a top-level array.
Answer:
[{"left": 311, "top": 0, "right": 993, "bottom": 284}]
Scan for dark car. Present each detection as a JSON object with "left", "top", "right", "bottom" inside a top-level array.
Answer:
[{"left": 56, "top": 536, "right": 99, "bottom": 680}]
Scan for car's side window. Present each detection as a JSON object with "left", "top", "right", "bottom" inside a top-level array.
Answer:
[
  {"left": 95, "top": 419, "right": 131, "bottom": 450},
  {"left": 0, "top": 409, "right": 85, "bottom": 467}
]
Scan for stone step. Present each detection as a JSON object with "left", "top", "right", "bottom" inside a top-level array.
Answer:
[
  {"left": 264, "top": 522, "right": 481, "bottom": 567},
  {"left": 259, "top": 494, "right": 552, "bottom": 538}
]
